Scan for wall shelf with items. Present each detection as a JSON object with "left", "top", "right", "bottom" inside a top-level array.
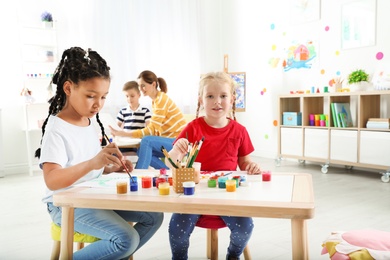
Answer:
[
  {"left": 277, "top": 91, "right": 390, "bottom": 182},
  {"left": 20, "top": 24, "right": 57, "bottom": 104},
  {"left": 20, "top": 23, "right": 57, "bottom": 175}
]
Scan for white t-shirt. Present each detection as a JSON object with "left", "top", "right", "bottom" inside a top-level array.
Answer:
[{"left": 40, "top": 115, "right": 103, "bottom": 203}]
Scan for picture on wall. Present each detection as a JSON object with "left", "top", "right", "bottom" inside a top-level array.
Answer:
[
  {"left": 229, "top": 72, "right": 246, "bottom": 112},
  {"left": 290, "top": 0, "right": 321, "bottom": 24},
  {"left": 282, "top": 40, "right": 317, "bottom": 72}
]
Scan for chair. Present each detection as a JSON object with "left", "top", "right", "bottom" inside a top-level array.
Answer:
[
  {"left": 195, "top": 215, "right": 251, "bottom": 260},
  {"left": 51, "top": 222, "right": 135, "bottom": 260}
]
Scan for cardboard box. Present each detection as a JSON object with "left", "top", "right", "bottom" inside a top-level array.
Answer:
[
  {"left": 283, "top": 112, "right": 302, "bottom": 126},
  {"left": 172, "top": 168, "right": 195, "bottom": 193}
]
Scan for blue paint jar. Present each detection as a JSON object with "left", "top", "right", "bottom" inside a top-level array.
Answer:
[
  {"left": 130, "top": 178, "right": 138, "bottom": 192},
  {"left": 218, "top": 177, "right": 227, "bottom": 189},
  {"left": 183, "top": 181, "right": 195, "bottom": 195}
]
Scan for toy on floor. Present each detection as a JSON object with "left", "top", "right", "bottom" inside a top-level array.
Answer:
[{"left": 321, "top": 229, "right": 390, "bottom": 260}]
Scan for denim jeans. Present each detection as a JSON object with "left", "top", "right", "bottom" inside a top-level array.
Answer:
[
  {"left": 136, "top": 136, "right": 175, "bottom": 169},
  {"left": 47, "top": 202, "right": 164, "bottom": 260},
  {"left": 168, "top": 214, "right": 254, "bottom": 260}
]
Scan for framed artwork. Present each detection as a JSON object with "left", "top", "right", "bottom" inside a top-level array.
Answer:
[
  {"left": 341, "top": 0, "right": 376, "bottom": 49},
  {"left": 290, "top": 0, "right": 321, "bottom": 24},
  {"left": 229, "top": 72, "right": 246, "bottom": 112}
]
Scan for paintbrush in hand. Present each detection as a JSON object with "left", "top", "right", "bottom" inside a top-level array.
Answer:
[{"left": 104, "top": 134, "right": 135, "bottom": 182}]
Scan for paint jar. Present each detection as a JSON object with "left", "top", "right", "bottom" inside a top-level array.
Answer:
[
  {"left": 218, "top": 177, "right": 227, "bottom": 189},
  {"left": 225, "top": 180, "right": 237, "bottom": 192},
  {"left": 152, "top": 176, "right": 158, "bottom": 187},
  {"left": 142, "top": 176, "right": 152, "bottom": 188},
  {"left": 158, "top": 182, "right": 170, "bottom": 195},
  {"left": 116, "top": 181, "right": 128, "bottom": 194},
  {"left": 208, "top": 179, "right": 217, "bottom": 188},
  {"left": 262, "top": 171, "right": 272, "bottom": 182},
  {"left": 130, "top": 179, "right": 138, "bottom": 192},
  {"left": 168, "top": 177, "right": 173, "bottom": 186},
  {"left": 183, "top": 181, "right": 195, "bottom": 195},
  {"left": 232, "top": 177, "right": 240, "bottom": 187},
  {"left": 156, "top": 177, "right": 167, "bottom": 188}
]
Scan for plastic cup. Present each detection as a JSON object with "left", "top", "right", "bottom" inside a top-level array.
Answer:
[
  {"left": 158, "top": 182, "right": 170, "bottom": 195},
  {"left": 192, "top": 162, "right": 201, "bottom": 176},
  {"left": 262, "top": 171, "right": 272, "bottom": 182},
  {"left": 130, "top": 178, "right": 138, "bottom": 191},
  {"left": 116, "top": 181, "right": 128, "bottom": 194},
  {"left": 142, "top": 176, "right": 152, "bottom": 188},
  {"left": 218, "top": 177, "right": 227, "bottom": 188},
  {"left": 208, "top": 179, "right": 216, "bottom": 188},
  {"left": 225, "top": 180, "right": 237, "bottom": 192},
  {"left": 183, "top": 181, "right": 195, "bottom": 195}
]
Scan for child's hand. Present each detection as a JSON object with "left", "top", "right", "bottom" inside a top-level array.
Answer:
[
  {"left": 93, "top": 143, "right": 124, "bottom": 170},
  {"left": 106, "top": 159, "right": 134, "bottom": 174},
  {"left": 245, "top": 162, "right": 261, "bottom": 175},
  {"left": 109, "top": 126, "right": 124, "bottom": 137},
  {"left": 173, "top": 138, "right": 188, "bottom": 155}
]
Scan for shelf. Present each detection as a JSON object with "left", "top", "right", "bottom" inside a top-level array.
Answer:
[{"left": 278, "top": 90, "right": 390, "bottom": 174}]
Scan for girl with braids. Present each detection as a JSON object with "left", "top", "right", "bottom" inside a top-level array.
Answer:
[
  {"left": 36, "top": 47, "right": 163, "bottom": 260},
  {"left": 110, "top": 70, "right": 186, "bottom": 169},
  {"left": 165, "top": 71, "right": 261, "bottom": 260}
]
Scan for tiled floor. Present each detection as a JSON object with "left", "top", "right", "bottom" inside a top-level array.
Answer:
[{"left": 1, "top": 157, "right": 390, "bottom": 259}]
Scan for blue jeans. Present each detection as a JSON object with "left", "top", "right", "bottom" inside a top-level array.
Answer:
[
  {"left": 168, "top": 214, "right": 254, "bottom": 260},
  {"left": 136, "top": 136, "right": 175, "bottom": 169},
  {"left": 47, "top": 202, "right": 163, "bottom": 260}
]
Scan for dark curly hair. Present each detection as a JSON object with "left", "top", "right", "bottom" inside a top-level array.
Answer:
[{"left": 35, "top": 47, "right": 111, "bottom": 158}]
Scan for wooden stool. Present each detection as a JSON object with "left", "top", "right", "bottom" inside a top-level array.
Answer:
[
  {"left": 51, "top": 222, "right": 135, "bottom": 260},
  {"left": 195, "top": 215, "right": 251, "bottom": 260}
]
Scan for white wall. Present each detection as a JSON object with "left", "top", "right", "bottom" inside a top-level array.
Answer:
[{"left": 2, "top": 0, "right": 390, "bottom": 175}]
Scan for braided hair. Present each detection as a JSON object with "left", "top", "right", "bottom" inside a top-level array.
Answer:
[
  {"left": 196, "top": 72, "right": 237, "bottom": 121},
  {"left": 35, "top": 47, "right": 111, "bottom": 158}
]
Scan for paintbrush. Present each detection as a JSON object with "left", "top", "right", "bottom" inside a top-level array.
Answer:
[{"left": 104, "top": 134, "right": 135, "bottom": 182}]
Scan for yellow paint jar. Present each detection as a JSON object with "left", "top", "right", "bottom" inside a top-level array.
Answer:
[
  {"left": 225, "top": 180, "right": 237, "bottom": 192},
  {"left": 159, "top": 182, "right": 170, "bottom": 195}
]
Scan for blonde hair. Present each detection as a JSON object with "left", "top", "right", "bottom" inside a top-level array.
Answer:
[{"left": 196, "top": 71, "right": 237, "bottom": 120}]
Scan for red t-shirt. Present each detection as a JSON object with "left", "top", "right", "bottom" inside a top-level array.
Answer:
[{"left": 175, "top": 117, "right": 254, "bottom": 171}]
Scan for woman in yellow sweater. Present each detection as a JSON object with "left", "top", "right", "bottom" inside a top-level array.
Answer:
[{"left": 110, "top": 70, "right": 186, "bottom": 169}]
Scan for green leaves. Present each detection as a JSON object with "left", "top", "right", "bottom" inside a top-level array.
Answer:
[{"left": 348, "top": 69, "right": 369, "bottom": 84}]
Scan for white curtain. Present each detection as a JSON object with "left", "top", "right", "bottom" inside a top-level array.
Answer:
[{"left": 55, "top": 0, "right": 203, "bottom": 114}]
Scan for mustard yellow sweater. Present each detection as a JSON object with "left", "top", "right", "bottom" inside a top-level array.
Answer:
[{"left": 132, "top": 91, "right": 186, "bottom": 138}]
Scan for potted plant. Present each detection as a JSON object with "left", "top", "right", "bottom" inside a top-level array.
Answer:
[
  {"left": 347, "top": 69, "right": 370, "bottom": 91},
  {"left": 41, "top": 11, "right": 53, "bottom": 28}
]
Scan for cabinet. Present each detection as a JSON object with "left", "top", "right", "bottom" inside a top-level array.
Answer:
[
  {"left": 278, "top": 91, "right": 390, "bottom": 181},
  {"left": 0, "top": 109, "right": 4, "bottom": 177},
  {"left": 23, "top": 103, "right": 49, "bottom": 176}
]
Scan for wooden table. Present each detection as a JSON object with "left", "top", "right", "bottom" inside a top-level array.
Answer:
[
  {"left": 53, "top": 171, "right": 315, "bottom": 259},
  {"left": 114, "top": 136, "right": 141, "bottom": 149}
]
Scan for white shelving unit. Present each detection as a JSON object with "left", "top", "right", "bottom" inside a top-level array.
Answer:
[
  {"left": 23, "top": 103, "right": 49, "bottom": 176},
  {"left": 0, "top": 108, "right": 4, "bottom": 177},
  {"left": 277, "top": 91, "right": 390, "bottom": 182},
  {"left": 20, "top": 23, "right": 57, "bottom": 175}
]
